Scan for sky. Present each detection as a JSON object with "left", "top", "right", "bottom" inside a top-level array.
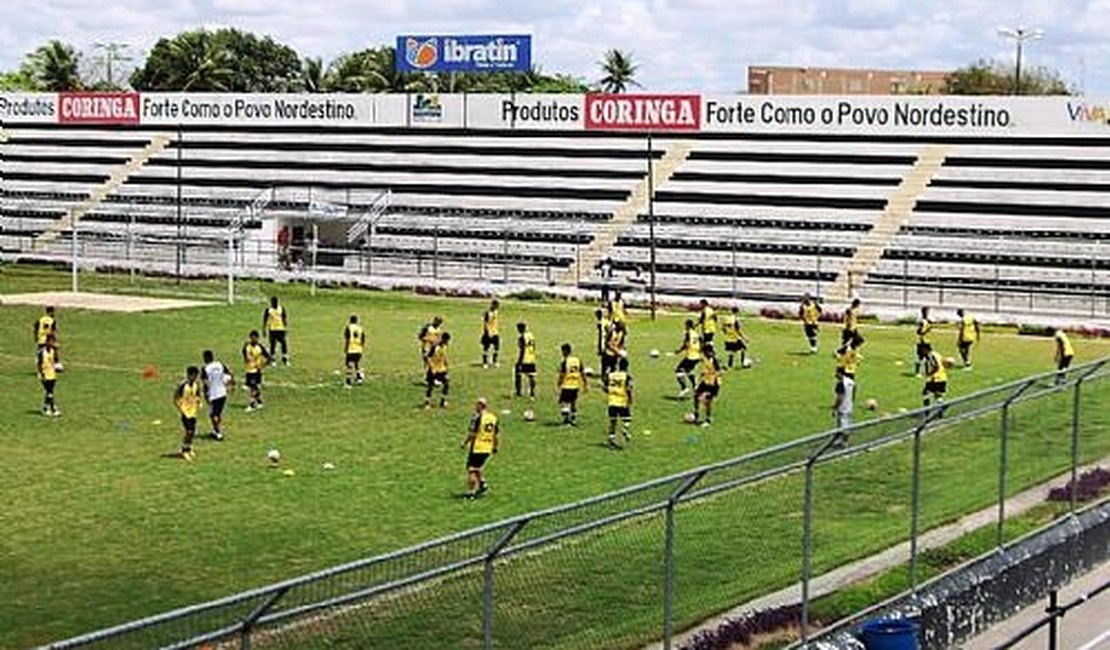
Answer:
[{"left": 1, "top": 0, "right": 1107, "bottom": 94}]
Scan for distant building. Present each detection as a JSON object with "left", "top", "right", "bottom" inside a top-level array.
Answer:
[{"left": 748, "top": 66, "right": 951, "bottom": 95}]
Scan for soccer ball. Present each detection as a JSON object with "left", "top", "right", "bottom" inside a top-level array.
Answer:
[
  {"left": 649, "top": 348, "right": 661, "bottom": 358},
  {"left": 53, "top": 362, "right": 64, "bottom": 372},
  {"left": 523, "top": 409, "right": 535, "bottom": 422},
  {"left": 741, "top": 358, "right": 753, "bottom": 368},
  {"left": 864, "top": 398, "right": 879, "bottom": 411},
  {"left": 683, "top": 412, "right": 697, "bottom": 424},
  {"left": 267, "top": 449, "right": 281, "bottom": 464},
  {"left": 584, "top": 367, "right": 597, "bottom": 377},
  {"left": 944, "top": 356, "right": 957, "bottom": 369}
]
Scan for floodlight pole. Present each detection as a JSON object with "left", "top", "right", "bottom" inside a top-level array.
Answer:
[
  {"left": 998, "top": 27, "right": 1044, "bottom": 95},
  {"left": 648, "top": 133, "right": 657, "bottom": 320}
]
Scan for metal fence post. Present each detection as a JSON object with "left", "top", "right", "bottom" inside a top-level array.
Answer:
[
  {"left": 1069, "top": 361, "right": 1106, "bottom": 512},
  {"left": 997, "top": 379, "right": 1036, "bottom": 547},
  {"left": 238, "top": 587, "right": 289, "bottom": 650},
  {"left": 663, "top": 471, "right": 707, "bottom": 650},
  {"left": 909, "top": 407, "right": 946, "bottom": 593},
  {"left": 801, "top": 435, "right": 840, "bottom": 647},
  {"left": 1047, "top": 590, "right": 1059, "bottom": 650},
  {"left": 483, "top": 520, "right": 528, "bottom": 650}
]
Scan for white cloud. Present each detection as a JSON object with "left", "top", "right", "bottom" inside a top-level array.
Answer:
[{"left": 0, "top": 0, "right": 1104, "bottom": 94}]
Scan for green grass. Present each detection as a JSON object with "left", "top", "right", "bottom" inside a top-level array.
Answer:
[{"left": 1, "top": 265, "right": 1107, "bottom": 649}]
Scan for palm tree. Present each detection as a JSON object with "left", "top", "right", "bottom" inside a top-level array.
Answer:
[
  {"left": 28, "top": 40, "right": 82, "bottom": 91},
  {"left": 300, "top": 57, "right": 325, "bottom": 92},
  {"left": 325, "top": 47, "right": 428, "bottom": 93},
  {"left": 598, "top": 49, "right": 640, "bottom": 93},
  {"left": 166, "top": 31, "right": 233, "bottom": 91}
]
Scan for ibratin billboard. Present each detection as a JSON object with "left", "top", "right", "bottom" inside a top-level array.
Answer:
[
  {"left": 395, "top": 34, "right": 531, "bottom": 73},
  {"left": 3, "top": 92, "right": 1110, "bottom": 136}
]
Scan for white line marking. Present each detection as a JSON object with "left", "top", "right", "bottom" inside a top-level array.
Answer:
[{"left": 1076, "top": 626, "right": 1110, "bottom": 650}]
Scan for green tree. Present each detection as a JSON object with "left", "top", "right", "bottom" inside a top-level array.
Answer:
[
  {"left": 0, "top": 68, "right": 37, "bottom": 91},
  {"left": 25, "top": 40, "right": 82, "bottom": 91},
  {"left": 131, "top": 28, "right": 300, "bottom": 92},
  {"left": 300, "top": 57, "right": 325, "bottom": 92},
  {"left": 324, "top": 47, "right": 427, "bottom": 93},
  {"left": 945, "top": 58, "right": 1071, "bottom": 95},
  {"left": 598, "top": 49, "right": 639, "bottom": 93}
]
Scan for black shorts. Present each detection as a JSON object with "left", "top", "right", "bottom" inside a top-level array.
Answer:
[
  {"left": 924, "top": 380, "right": 947, "bottom": 396},
  {"left": 245, "top": 372, "right": 262, "bottom": 388},
  {"left": 269, "top": 330, "right": 286, "bottom": 343},
  {"left": 346, "top": 352, "right": 362, "bottom": 365},
  {"left": 702, "top": 332, "right": 715, "bottom": 344},
  {"left": 958, "top": 340, "right": 973, "bottom": 352},
  {"left": 42, "top": 379, "right": 56, "bottom": 393},
  {"left": 1058, "top": 355, "right": 1074, "bottom": 371},
  {"left": 695, "top": 383, "right": 719, "bottom": 399},
  {"left": 804, "top": 323, "right": 819, "bottom": 339},
  {"left": 608, "top": 405, "right": 631, "bottom": 419},
  {"left": 181, "top": 416, "right": 197, "bottom": 432},
  {"left": 601, "top": 354, "right": 618, "bottom": 370},
  {"left": 209, "top": 396, "right": 226, "bottom": 417},
  {"left": 916, "top": 342, "right": 932, "bottom": 359},
  {"left": 841, "top": 329, "right": 856, "bottom": 344},
  {"left": 467, "top": 452, "right": 490, "bottom": 469},
  {"left": 676, "top": 358, "right": 698, "bottom": 374},
  {"left": 724, "top": 340, "right": 745, "bottom": 352},
  {"left": 559, "top": 388, "right": 579, "bottom": 404},
  {"left": 517, "top": 362, "right": 537, "bottom": 375},
  {"left": 481, "top": 333, "right": 500, "bottom": 349},
  {"left": 427, "top": 371, "right": 448, "bottom": 386}
]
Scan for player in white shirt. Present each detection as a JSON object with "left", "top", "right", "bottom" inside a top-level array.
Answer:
[{"left": 202, "top": 350, "right": 233, "bottom": 441}]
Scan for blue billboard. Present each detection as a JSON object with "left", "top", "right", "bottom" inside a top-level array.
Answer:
[{"left": 395, "top": 35, "right": 532, "bottom": 73}]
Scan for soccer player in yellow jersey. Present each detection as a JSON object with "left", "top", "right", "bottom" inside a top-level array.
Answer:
[
  {"left": 693, "top": 346, "right": 722, "bottom": 427},
  {"left": 799, "top": 294, "right": 821, "bottom": 354},
  {"left": 515, "top": 322, "right": 537, "bottom": 400},
  {"left": 609, "top": 290, "right": 628, "bottom": 326},
  {"left": 262, "top": 296, "right": 289, "bottom": 365},
  {"left": 606, "top": 357, "right": 633, "bottom": 450},
  {"left": 836, "top": 333, "right": 864, "bottom": 382},
  {"left": 419, "top": 316, "right": 444, "bottom": 367},
  {"left": 425, "top": 332, "right": 451, "bottom": 409},
  {"left": 595, "top": 308, "right": 613, "bottom": 381},
  {"left": 34, "top": 305, "right": 57, "bottom": 351},
  {"left": 36, "top": 333, "right": 61, "bottom": 417},
  {"left": 955, "top": 309, "right": 981, "bottom": 369},
  {"left": 922, "top": 349, "right": 948, "bottom": 407},
  {"left": 603, "top": 321, "right": 627, "bottom": 385},
  {"left": 557, "top": 343, "right": 585, "bottom": 426},
  {"left": 841, "top": 298, "right": 862, "bottom": 346},
  {"left": 720, "top": 306, "right": 749, "bottom": 369},
  {"left": 461, "top": 397, "right": 499, "bottom": 499},
  {"left": 481, "top": 300, "right": 500, "bottom": 369},
  {"left": 173, "top": 366, "right": 203, "bottom": 461},
  {"left": 698, "top": 299, "right": 718, "bottom": 346},
  {"left": 914, "top": 306, "right": 934, "bottom": 378},
  {"left": 242, "top": 330, "right": 271, "bottom": 411},
  {"left": 674, "top": 318, "right": 702, "bottom": 397},
  {"left": 344, "top": 315, "right": 366, "bottom": 387},
  {"left": 1051, "top": 327, "right": 1075, "bottom": 385}
]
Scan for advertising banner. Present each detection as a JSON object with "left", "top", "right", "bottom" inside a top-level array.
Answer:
[
  {"left": 584, "top": 94, "right": 701, "bottom": 131},
  {"left": 408, "top": 93, "right": 465, "bottom": 128},
  {"left": 395, "top": 35, "right": 531, "bottom": 73},
  {"left": 0, "top": 93, "right": 57, "bottom": 123},
  {"left": 137, "top": 93, "right": 375, "bottom": 126},
  {"left": 467, "top": 94, "right": 583, "bottom": 130},
  {"left": 58, "top": 92, "right": 140, "bottom": 125}
]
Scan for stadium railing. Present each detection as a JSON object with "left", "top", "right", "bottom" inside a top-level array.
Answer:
[{"left": 42, "top": 357, "right": 1110, "bottom": 650}]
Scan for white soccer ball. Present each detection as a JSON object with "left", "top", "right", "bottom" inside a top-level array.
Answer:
[
  {"left": 649, "top": 348, "right": 661, "bottom": 358},
  {"left": 683, "top": 412, "right": 697, "bottom": 424},
  {"left": 583, "top": 367, "right": 596, "bottom": 377},
  {"left": 865, "top": 398, "right": 879, "bottom": 411},
  {"left": 741, "top": 358, "right": 753, "bottom": 368},
  {"left": 523, "top": 409, "right": 535, "bottom": 422},
  {"left": 267, "top": 448, "right": 281, "bottom": 464},
  {"left": 53, "top": 362, "right": 65, "bottom": 372}
]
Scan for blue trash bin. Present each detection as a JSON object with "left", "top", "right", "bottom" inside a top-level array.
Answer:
[{"left": 860, "top": 617, "right": 919, "bottom": 650}]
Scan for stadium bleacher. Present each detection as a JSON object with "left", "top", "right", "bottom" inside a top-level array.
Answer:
[{"left": 2, "top": 122, "right": 1107, "bottom": 313}]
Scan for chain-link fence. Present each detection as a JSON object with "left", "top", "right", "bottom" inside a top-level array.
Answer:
[{"left": 42, "top": 357, "right": 1110, "bottom": 650}]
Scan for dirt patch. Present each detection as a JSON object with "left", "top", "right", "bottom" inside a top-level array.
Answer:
[{"left": 0, "top": 291, "right": 212, "bottom": 313}]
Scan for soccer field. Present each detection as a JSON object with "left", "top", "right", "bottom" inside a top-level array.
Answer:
[{"left": 1, "top": 266, "right": 1106, "bottom": 647}]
